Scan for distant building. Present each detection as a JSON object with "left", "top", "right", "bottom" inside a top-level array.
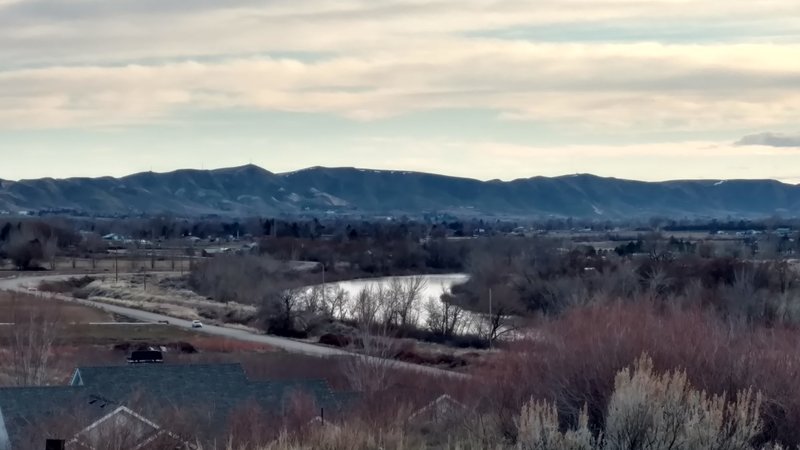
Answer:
[
  {"left": 201, "top": 247, "right": 233, "bottom": 257},
  {"left": 776, "top": 227, "right": 792, "bottom": 236},
  {"left": 511, "top": 226, "right": 526, "bottom": 236}
]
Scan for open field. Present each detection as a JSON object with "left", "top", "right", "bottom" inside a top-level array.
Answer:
[
  {"left": 0, "top": 323, "right": 272, "bottom": 353},
  {"left": 0, "top": 291, "right": 112, "bottom": 323},
  {"left": 52, "top": 323, "right": 199, "bottom": 344}
]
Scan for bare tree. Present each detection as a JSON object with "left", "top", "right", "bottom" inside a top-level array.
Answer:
[
  {"left": 42, "top": 234, "right": 58, "bottom": 270},
  {"left": 350, "top": 286, "right": 382, "bottom": 329},
  {"left": 260, "top": 288, "right": 304, "bottom": 336},
  {"left": 301, "top": 286, "right": 326, "bottom": 316},
  {"left": 325, "top": 287, "right": 349, "bottom": 321},
  {"left": 5, "top": 232, "right": 44, "bottom": 270},
  {"left": 475, "top": 285, "right": 521, "bottom": 344},
  {"left": 376, "top": 276, "right": 429, "bottom": 329},
  {"left": 396, "top": 276, "right": 427, "bottom": 328},
  {"left": 341, "top": 327, "right": 399, "bottom": 394},
  {"left": 82, "top": 232, "right": 108, "bottom": 270},
  {"left": 9, "top": 304, "right": 60, "bottom": 386},
  {"left": 425, "top": 288, "right": 468, "bottom": 338},
  {"left": 381, "top": 279, "right": 404, "bottom": 327}
]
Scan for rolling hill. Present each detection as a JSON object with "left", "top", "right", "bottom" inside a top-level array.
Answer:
[{"left": 0, "top": 165, "right": 798, "bottom": 219}]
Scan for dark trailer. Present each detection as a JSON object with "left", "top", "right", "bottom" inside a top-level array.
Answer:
[{"left": 127, "top": 350, "right": 164, "bottom": 364}]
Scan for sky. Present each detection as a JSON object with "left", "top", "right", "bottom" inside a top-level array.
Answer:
[{"left": 1, "top": 0, "right": 800, "bottom": 183}]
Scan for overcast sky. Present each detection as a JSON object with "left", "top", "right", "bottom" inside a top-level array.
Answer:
[{"left": 1, "top": 0, "right": 800, "bottom": 183}]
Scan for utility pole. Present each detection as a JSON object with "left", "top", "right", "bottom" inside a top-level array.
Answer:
[
  {"left": 115, "top": 251, "right": 119, "bottom": 283},
  {"left": 488, "top": 288, "right": 493, "bottom": 349},
  {"left": 150, "top": 228, "right": 156, "bottom": 269},
  {"left": 322, "top": 263, "right": 326, "bottom": 306}
]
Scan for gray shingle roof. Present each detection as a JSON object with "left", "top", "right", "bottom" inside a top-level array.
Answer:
[
  {"left": 71, "top": 363, "right": 248, "bottom": 387},
  {"left": 0, "top": 387, "right": 113, "bottom": 450},
  {"left": 0, "top": 363, "right": 349, "bottom": 449}
]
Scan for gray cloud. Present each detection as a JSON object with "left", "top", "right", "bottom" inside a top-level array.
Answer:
[
  {"left": 735, "top": 132, "right": 800, "bottom": 147},
  {"left": 1, "top": 0, "right": 800, "bottom": 134}
]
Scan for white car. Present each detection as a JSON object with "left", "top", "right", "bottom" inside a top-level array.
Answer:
[{"left": 191, "top": 320, "right": 203, "bottom": 328}]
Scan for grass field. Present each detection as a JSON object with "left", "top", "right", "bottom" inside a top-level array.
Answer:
[
  {"left": 0, "top": 291, "right": 112, "bottom": 323},
  {"left": 57, "top": 323, "right": 201, "bottom": 344},
  {"left": 0, "top": 322, "right": 273, "bottom": 352}
]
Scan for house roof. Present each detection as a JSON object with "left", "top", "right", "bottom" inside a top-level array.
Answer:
[
  {"left": 408, "top": 394, "right": 470, "bottom": 425},
  {"left": 70, "top": 406, "right": 161, "bottom": 450},
  {"left": 0, "top": 387, "right": 113, "bottom": 450},
  {"left": 71, "top": 363, "right": 248, "bottom": 388},
  {"left": 1, "top": 363, "right": 351, "bottom": 449},
  {"left": 76, "top": 363, "right": 355, "bottom": 426}
]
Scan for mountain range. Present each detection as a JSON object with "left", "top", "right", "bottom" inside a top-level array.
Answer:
[{"left": 0, "top": 165, "right": 798, "bottom": 219}]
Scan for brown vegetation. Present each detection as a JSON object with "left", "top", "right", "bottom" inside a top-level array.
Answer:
[
  {"left": 474, "top": 302, "right": 800, "bottom": 446},
  {"left": 0, "top": 291, "right": 112, "bottom": 323}
]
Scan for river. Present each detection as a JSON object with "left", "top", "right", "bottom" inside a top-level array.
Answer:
[
  {"left": 303, "top": 273, "right": 484, "bottom": 334},
  {"left": 320, "top": 273, "right": 469, "bottom": 301}
]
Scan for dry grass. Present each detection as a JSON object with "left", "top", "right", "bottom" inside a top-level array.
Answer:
[
  {"left": 0, "top": 325, "right": 277, "bottom": 386},
  {"left": 0, "top": 321, "right": 272, "bottom": 352},
  {"left": 75, "top": 276, "right": 257, "bottom": 325},
  {"left": 189, "top": 336, "right": 274, "bottom": 353},
  {"left": 0, "top": 290, "right": 111, "bottom": 323},
  {"left": 0, "top": 323, "right": 199, "bottom": 345}
]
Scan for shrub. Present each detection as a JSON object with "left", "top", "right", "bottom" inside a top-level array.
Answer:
[
  {"left": 517, "top": 401, "right": 595, "bottom": 450},
  {"left": 515, "top": 355, "right": 764, "bottom": 450},
  {"left": 319, "top": 334, "right": 352, "bottom": 348},
  {"left": 39, "top": 276, "right": 95, "bottom": 294},
  {"left": 476, "top": 302, "right": 800, "bottom": 446},
  {"left": 604, "top": 355, "right": 761, "bottom": 450}
]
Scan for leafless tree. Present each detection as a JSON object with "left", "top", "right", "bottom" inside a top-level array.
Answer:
[
  {"left": 395, "top": 276, "right": 428, "bottom": 328},
  {"left": 42, "top": 234, "right": 58, "bottom": 270},
  {"left": 381, "top": 279, "right": 404, "bottom": 327},
  {"left": 9, "top": 305, "right": 60, "bottom": 385},
  {"left": 350, "top": 286, "right": 382, "bottom": 329},
  {"left": 376, "top": 276, "right": 429, "bottom": 329},
  {"left": 474, "top": 285, "right": 521, "bottom": 344},
  {"left": 81, "top": 232, "right": 107, "bottom": 269},
  {"left": 316, "top": 286, "right": 349, "bottom": 321},
  {"left": 426, "top": 289, "right": 468, "bottom": 337},
  {"left": 301, "top": 286, "right": 326, "bottom": 316},
  {"left": 260, "top": 288, "right": 304, "bottom": 335},
  {"left": 341, "top": 326, "right": 399, "bottom": 395},
  {"left": 5, "top": 232, "right": 44, "bottom": 270}
]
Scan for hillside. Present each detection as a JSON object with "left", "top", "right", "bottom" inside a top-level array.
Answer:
[{"left": 0, "top": 165, "right": 798, "bottom": 218}]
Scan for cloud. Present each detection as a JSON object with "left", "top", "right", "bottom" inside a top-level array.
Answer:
[
  {"left": 1, "top": 0, "right": 799, "bottom": 67},
  {"left": 735, "top": 132, "right": 800, "bottom": 148},
  {"left": 1, "top": 0, "right": 800, "bottom": 135},
  {"left": 1, "top": 41, "right": 800, "bottom": 131}
]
